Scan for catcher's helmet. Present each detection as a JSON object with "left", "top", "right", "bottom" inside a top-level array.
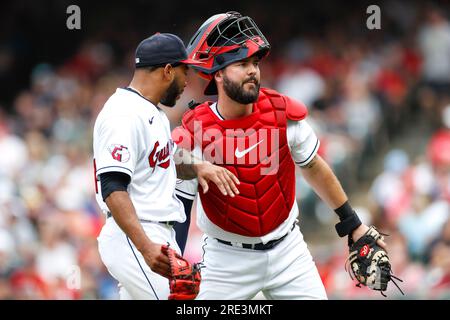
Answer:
[{"left": 186, "top": 11, "right": 270, "bottom": 95}]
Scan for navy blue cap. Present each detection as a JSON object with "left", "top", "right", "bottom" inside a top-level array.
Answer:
[{"left": 135, "top": 33, "right": 199, "bottom": 68}]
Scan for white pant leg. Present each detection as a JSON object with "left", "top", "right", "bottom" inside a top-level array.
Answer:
[
  {"left": 196, "top": 236, "right": 266, "bottom": 300},
  {"left": 263, "top": 226, "right": 328, "bottom": 300},
  {"left": 98, "top": 218, "right": 181, "bottom": 300}
]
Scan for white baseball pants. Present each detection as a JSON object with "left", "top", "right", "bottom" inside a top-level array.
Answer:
[
  {"left": 98, "top": 217, "right": 181, "bottom": 300},
  {"left": 196, "top": 225, "right": 328, "bottom": 300}
]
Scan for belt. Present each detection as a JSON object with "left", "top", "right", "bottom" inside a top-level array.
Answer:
[
  {"left": 216, "top": 223, "right": 296, "bottom": 251},
  {"left": 106, "top": 211, "right": 177, "bottom": 227}
]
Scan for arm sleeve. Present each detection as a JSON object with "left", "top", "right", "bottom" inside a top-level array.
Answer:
[
  {"left": 94, "top": 116, "right": 142, "bottom": 178},
  {"left": 287, "top": 119, "right": 320, "bottom": 167},
  {"left": 99, "top": 171, "right": 131, "bottom": 201}
]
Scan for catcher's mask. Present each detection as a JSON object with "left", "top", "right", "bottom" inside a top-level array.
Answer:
[{"left": 186, "top": 11, "right": 271, "bottom": 95}]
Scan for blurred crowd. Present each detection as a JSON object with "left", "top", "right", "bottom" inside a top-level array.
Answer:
[{"left": 1, "top": 1, "right": 450, "bottom": 299}]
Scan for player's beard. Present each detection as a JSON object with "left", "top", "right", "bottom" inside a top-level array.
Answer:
[
  {"left": 223, "top": 73, "right": 260, "bottom": 104},
  {"left": 160, "top": 79, "right": 182, "bottom": 107}
]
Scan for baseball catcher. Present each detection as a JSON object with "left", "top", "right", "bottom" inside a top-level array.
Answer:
[
  {"left": 162, "top": 244, "right": 201, "bottom": 300},
  {"left": 344, "top": 226, "right": 404, "bottom": 297}
]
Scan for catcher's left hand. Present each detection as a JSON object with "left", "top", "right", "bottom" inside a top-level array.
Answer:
[
  {"left": 345, "top": 226, "right": 404, "bottom": 297},
  {"left": 162, "top": 244, "right": 201, "bottom": 300}
]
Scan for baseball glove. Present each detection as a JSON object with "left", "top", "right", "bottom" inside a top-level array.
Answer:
[
  {"left": 345, "top": 226, "right": 404, "bottom": 297},
  {"left": 162, "top": 244, "right": 201, "bottom": 300}
]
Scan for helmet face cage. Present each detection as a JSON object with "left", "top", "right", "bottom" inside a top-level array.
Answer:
[
  {"left": 204, "top": 12, "right": 268, "bottom": 57},
  {"left": 188, "top": 12, "right": 270, "bottom": 75}
]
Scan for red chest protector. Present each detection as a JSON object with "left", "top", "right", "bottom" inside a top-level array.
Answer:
[{"left": 176, "top": 88, "right": 307, "bottom": 237}]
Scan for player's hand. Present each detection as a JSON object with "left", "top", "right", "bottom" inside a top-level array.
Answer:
[
  {"left": 140, "top": 242, "right": 172, "bottom": 278},
  {"left": 194, "top": 161, "right": 240, "bottom": 197},
  {"left": 351, "top": 224, "right": 387, "bottom": 251}
]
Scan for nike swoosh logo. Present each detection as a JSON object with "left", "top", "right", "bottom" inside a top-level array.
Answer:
[
  {"left": 235, "top": 140, "right": 264, "bottom": 158},
  {"left": 149, "top": 116, "right": 154, "bottom": 125}
]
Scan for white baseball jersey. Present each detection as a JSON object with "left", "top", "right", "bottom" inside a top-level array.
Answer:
[
  {"left": 93, "top": 87, "right": 185, "bottom": 223},
  {"left": 175, "top": 102, "right": 320, "bottom": 243}
]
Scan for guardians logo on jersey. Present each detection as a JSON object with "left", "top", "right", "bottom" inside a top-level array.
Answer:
[
  {"left": 108, "top": 144, "right": 130, "bottom": 163},
  {"left": 148, "top": 140, "right": 174, "bottom": 172}
]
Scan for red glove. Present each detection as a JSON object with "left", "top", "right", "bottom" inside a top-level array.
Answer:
[{"left": 161, "top": 244, "right": 201, "bottom": 300}]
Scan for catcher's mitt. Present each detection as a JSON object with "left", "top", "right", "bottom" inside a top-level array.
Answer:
[
  {"left": 345, "top": 226, "right": 404, "bottom": 297},
  {"left": 162, "top": 244, "right": 201, "bottom": 300}
]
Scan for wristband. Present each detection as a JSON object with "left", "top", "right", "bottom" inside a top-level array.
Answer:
[{"left": 334, "top": 201, "right": 362, "bottom": 237}]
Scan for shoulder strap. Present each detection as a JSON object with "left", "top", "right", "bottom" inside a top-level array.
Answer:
[{"left": 260, "top": 87, "right": 308, "bottom": 121}]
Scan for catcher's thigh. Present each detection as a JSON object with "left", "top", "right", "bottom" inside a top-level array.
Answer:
[
  {"left": 98, "top": 218, "right": 181, "bottom": 300},
  {"left": 197, "top": 226, "right": 327, "bottom": 300},
  {"left": 261, "top": 227, "right": 328, "bottom": 300},
  {"left": 196, "top": 236, "right": 267, "bottom": 300}
]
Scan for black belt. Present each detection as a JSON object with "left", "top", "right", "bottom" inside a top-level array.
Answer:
[
  {"left": 216, "top": 223, "right": 296, "bottom": 251},
  {"left": 106, "top": 211, "right": 177, "bottom": 227}
]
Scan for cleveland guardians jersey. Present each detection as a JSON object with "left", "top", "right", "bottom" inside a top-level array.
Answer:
[{"left": 93, "top": 87, "right": 185, "bottom": 223}]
